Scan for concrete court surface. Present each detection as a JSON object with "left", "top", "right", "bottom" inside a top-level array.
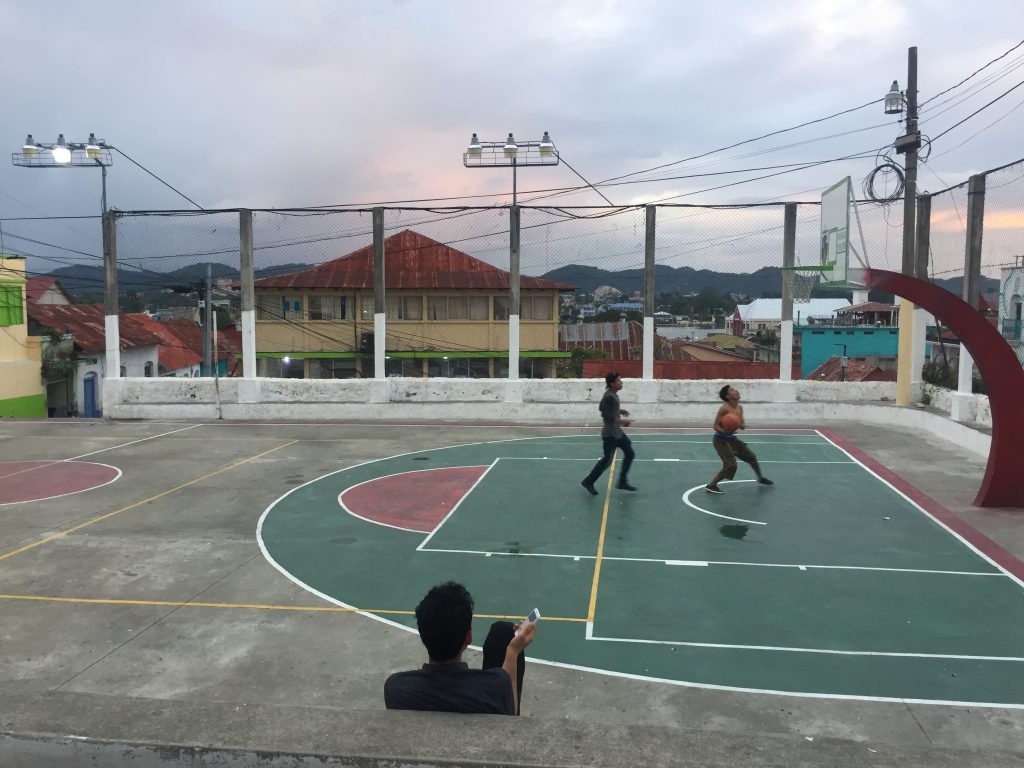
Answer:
[{"left": 0, "top": 417, "right": 1022, "bottom": 768}]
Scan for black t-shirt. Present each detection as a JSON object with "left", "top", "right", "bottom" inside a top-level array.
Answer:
[{"left": 384, "top": 662, "right": 515, "bottom": 715}]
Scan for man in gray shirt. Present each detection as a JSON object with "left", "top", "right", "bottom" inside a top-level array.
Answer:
[{"left": 581, "top": 371, "right": 637, "bottom": 495}]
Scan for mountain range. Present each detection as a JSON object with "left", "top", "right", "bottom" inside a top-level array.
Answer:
[{"left": 42, "top": 261, "right": 999, "bottom": 302}]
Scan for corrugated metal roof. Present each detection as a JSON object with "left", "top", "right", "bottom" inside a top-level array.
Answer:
[
  {"left": 254, "top": 229, "right": 574, "bottom": 291},
  {"left": 28, "top": 304, "right": 162, "bottom": 353},
  {"left": 738, "top": 298, "right": 851, "bottom": 320}
]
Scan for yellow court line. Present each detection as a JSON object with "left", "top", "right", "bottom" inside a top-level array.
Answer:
[
  {"left": 0, "top": 593, "right": 586, "bottom": 622},
  {"left": 586, "top": 454, "right": 616, "bottom": 623},
  {"left": 0, "top": 440, "right": 298, "bottom": 563}
]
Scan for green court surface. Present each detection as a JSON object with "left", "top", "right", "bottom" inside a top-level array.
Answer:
[{"left": 258, "top": 429, "right": 1024, "bottom": 707}]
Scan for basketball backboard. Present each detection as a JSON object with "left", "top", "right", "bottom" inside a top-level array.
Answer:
[{"left": 820, "top": 177, "right": 852, "bottom": 287}]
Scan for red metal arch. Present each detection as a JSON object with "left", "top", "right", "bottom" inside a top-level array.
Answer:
[{"left": 864, "top": 269, "right": 1024, "bottom": 507}]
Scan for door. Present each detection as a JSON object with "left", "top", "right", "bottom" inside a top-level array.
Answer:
[{"left": 83, "top": 374, "right": 97, "bottom": 418}]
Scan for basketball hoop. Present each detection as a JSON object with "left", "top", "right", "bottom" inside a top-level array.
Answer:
[{"left": 792, "top": 271, "right": 817, "bottom": 303}]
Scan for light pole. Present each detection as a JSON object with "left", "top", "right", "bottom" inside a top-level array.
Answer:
[
  {"left": 14, "top": 133, "right": 120, "bottom": 381},
  {"left": 13, "top": 133, "right": 114, "bottom": 217},
  {"left": 463, "top": 131, "right": 559, "bottom": 204},
  {"left": 463, "top": 132, "right": 559, "bottom": 381}
]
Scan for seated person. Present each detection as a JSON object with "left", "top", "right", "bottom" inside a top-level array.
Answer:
[{"left": 384, "top": 581, "right": 536, "bottom": 715}]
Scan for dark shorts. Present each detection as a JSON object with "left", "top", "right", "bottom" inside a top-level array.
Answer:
[{"left": 712, "top": 435, "right": 756, "bottom": 470}]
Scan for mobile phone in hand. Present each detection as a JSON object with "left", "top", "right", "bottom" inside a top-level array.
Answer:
[{"left": 527, "top": 608, "right": 541, "bottom": 623}]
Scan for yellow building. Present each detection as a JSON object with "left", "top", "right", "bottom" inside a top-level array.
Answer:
[
  {"left": 0, "top": 256, "right": 45, "bottom": 417},
  {"left": 253, "top": 230, "right": 573, "bottom": 378}
]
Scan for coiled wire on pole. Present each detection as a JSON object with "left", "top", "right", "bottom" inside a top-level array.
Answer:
[{"left": 863, "top": 161, "right": 905, "bottom": 203}]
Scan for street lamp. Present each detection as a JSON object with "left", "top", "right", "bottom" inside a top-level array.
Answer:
[
  {"left": 463, "top": 130, "right": 560, "bottom": 204},
  {"left": 12, "top": 133, "right": 114, "bottom": 215}
]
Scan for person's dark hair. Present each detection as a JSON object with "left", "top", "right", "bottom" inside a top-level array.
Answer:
[
  {"left": 415, "top": 581, "right": 474, "bottom": 661},
  {"left": 719, "top": 384, "right": 732, "bottom": 401},
  {"left": 605, "top": 371, "right": 620, "bottom": 386}
]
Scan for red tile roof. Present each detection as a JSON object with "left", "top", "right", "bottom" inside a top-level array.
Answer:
[
  {"left": 255, "top": 229, "right": 574, "bottom": 291},
  {"left": 28, "top": 304, "right": 162, "bottom": 353},
  {"left": 132, "top": 315, "right": 203, "bottom": 372}
]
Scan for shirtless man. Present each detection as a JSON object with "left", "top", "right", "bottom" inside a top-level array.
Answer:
[{"left": 705, "top": 384, "right": 773, "bottom": 494}]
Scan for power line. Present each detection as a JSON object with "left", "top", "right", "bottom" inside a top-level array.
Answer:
[
  {"left": 921, "top": 39, "right": 1024, "bottom": 107},
  {"left": 111, "top": 147, "right": 205, "bottom": 211},
  {"left": 930, "top": 78, "right": 1024, "bottom": 143}
]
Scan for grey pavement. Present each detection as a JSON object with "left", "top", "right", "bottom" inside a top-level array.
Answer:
[{"left": 0, "top": 418, "right": 1022, "bottom": 767}]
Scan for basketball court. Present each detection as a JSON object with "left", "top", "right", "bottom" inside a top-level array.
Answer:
[
  {"left": 259, "top": 428, "right": 1024, "bottom": 706},
  {"left": 1, "top": 418, "right": 1022, "bottom": 766}
]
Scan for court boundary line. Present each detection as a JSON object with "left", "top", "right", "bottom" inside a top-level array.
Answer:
[
  {"left": 818, "top": 429, "right": 1024, "bottom": 588},
  {"left": 0, "top": 461, "right": 123, "bottom": 507},
  {"left": 0, "top": 440, "right": 297, "bottom": 562},
  {"left": 0, "top": 593, "right": 587, "bottom": 622}
]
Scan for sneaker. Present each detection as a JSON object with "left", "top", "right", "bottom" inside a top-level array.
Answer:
[
  {"left": 758, "top": 477, "right": 774, "bottom": 486},
  {"left": 705, "top": 484, "right": 724, "bottom": 494},
  {"left": 616, "top": 482, "right": 637, "bottom": 492},
  {"left": 581, "top": 480, "right": 599, "bottom": 496}
]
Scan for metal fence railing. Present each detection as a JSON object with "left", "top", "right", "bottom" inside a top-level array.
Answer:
[{"left": 12, "top": 157, "right": 1022, "bottom": 384}]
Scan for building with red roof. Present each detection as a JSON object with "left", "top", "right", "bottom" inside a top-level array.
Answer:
[
  {"left": 26, "top": 276, "right": 72, "bottom": 305},
  {"left": 27, "top": 304, "right": 161, "bottom": 417},
  {"left": 254, "top": 229, "right": 573, "bottom": 378}
]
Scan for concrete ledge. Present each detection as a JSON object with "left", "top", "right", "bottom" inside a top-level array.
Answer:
[{"left": 2, "top": 691, "right": 1022, "bottom": 768}]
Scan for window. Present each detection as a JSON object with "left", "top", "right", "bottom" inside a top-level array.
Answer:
[
  {"left": 493, "top": 296, "right": 509, "bottom": 321},
  {"left": 309, "top": 295, "right": 348, "bottom": 321},
  {"left": 522, "top": 296, "right": 553, "bottom": 321},
  {"left": 386, "top": 296, "right": 423, "bottom": 320},
  {"left": 360, "top": 296, "right": 374, "bottom": 321},
  {"left": 309, "top": 359, "right": 359, "bottom": 378},
  {"left": 144, "top": 361, "right": 154, "bottom": 377},
  {"left": 120, "top": 365, "right": 127, "bottom": 377},
  {"left": 0, "top": 285, "right": 24, "bottom": 326},
  {"left": 428, "top": 296, "right": 488, "bottom": 320},
  {"left": 256, "top": 295, "right": 280, "bottom": 320},
  {"left": 384, "top": 357, "right": 425, "bottom": 377},
  {"left": 282, "top": 296, "right": 303, "bottom": 321}
]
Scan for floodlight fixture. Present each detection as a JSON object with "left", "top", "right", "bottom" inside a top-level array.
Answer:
[{"left": 884, "top": 80, "right": 904, "bottom": 115}]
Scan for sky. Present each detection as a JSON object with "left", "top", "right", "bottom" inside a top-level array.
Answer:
[{"left": 1, "top": 0, "right": 1022, "bottom": 279}]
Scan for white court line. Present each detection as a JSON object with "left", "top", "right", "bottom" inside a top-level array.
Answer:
[
  {"left": 0, "top": 462, "right": 123, "bottom": 507},
  {"left": 682, "top": 480, "right": 768, "bottom": 525},
  {"left": 412, "top": 546, "right": 1000, "bottom": 576},
  {"left": 418, "top": 546, "right": 583, "bottom": 560},
  {"left": 816, "top": 430, "right": 1024, "bottom": 591},
  {"left": 66, "top": 424, "right": 201, "bottom": 460},
  {"left": 416, "top": 459, "right": 499, "bottom": 551},
  {"left": 585, "top": 633, "right": 1024, "bottom": 662}
]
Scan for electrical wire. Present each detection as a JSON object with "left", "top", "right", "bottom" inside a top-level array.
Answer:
[
  {"left": 111, "top": 147, "right": 205, "bottom": 211},
  {"left": 920, "top": 39, "right": 1024, "bottom": 107}
]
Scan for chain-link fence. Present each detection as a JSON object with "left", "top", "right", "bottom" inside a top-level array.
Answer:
[{"left": 19, "top": 156, "right": 1018, "bottom": 385}]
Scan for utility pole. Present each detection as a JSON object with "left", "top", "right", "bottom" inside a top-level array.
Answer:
[
  {"left": 203, "top": 263, "right": 212, "bottom": 376},
  {"left": 898, "top": 47, "right": 920, "bottom": 275},
  {"left": 893, "top": 46, "right": 921, "bottom": 406}
]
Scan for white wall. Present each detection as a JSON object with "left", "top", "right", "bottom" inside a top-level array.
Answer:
[
  {"left": 75, "top": 344, "right": 159, "bottom": 415},
  {"left": 104, "top": 377, "right": 992, "bottom": 459}
]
